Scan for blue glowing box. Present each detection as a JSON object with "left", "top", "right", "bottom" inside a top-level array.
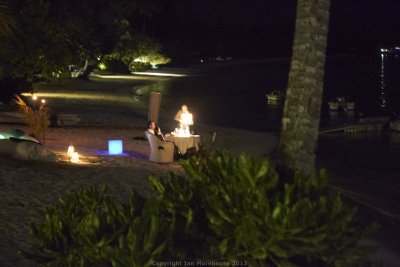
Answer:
[{"left": 108, "top": 140, "right": 123, "bottom": 155}]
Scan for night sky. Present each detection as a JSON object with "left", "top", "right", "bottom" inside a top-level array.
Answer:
[{"left": 154, "top": 0, "right": 400, "bottom": 62}]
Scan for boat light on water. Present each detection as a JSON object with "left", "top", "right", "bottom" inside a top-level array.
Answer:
[
  {"left": 266, "top": 90, "right": 284, "bottom": 102},
  {"left": 328, "top": 97, "right": 355, "bottom": 111}
]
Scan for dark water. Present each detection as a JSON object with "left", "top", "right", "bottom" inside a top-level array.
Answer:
[{"left": 149, "top": 55, "right": 399, "bottom": 132}]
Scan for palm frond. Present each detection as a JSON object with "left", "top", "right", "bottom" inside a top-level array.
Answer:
[
  {"left": 0, "top": 0, "right": 16, "bottom": 36},
  {"left": 13, "top": 95, "right": 50, "bottom": 138}
]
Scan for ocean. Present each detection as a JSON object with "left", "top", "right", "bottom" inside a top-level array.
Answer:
[{"left": 150, "top": 54, "right": 399, "bottom": 132}]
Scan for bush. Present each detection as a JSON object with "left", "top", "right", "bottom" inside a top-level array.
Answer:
[
  {"left": 129, "top": 61, "right": 151, "bottom": 72},
  {"left": 98, "top": 58, "right": 130, "bottom": 74},
  {"left": 149, "top": 152, "right": 378, "bottom": 267},
  {"left": 22, "top": 186, "right": 169, "bottom": 267},
  {"left": 25, "top": 152, "right": 377, "bottom": 267}
]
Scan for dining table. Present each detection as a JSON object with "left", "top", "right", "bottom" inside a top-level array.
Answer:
[{"left": 165, "top": 134, "right": 200, "bottom": 154}]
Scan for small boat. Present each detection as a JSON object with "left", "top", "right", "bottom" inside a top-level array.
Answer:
[
  {"left": 266, "top": 91, "right": 284, "bottom": 102},
  {"left": 328, "top": 97, "right": 355, "bottom": 111}
]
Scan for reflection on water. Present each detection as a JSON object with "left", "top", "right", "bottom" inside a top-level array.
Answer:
[
  {"left": 266, "top": 99, "right": 282, "bottom": 108},
  {"left": 327, "top": 110, "right": 357, "bottom": 126}
]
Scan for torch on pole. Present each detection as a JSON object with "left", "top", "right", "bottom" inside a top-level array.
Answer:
[{"left": 41, "top": 99, "right": 46, "bottom": 145}]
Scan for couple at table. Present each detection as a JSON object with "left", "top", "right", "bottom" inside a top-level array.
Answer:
[
  {"left": 146, "top": 120, "right": 185, "bottom": 160},
  {"left": 147, "top": 104, "right": 194, "bottom": 139}
]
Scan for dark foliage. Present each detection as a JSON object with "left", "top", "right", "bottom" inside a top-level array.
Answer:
[{"left": 25, "top": 152, "right": 377, "bottom": 267}]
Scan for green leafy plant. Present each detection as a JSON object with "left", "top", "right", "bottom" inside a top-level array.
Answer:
[
  {"left": 14, "top": 95, "right": 50, "bottom": 141},
  {"left": 149, "top": 151, "right": 378, "bottom": 267},
  {"left": 129, "top": 61, "right": 152, "bottom": 72},
  {"left": 135, "top": 53, "right": 171, "bottom": 68},
  {"left": 22, "top": 186, "right": 169, "bottom": 267},
  {"left": 25, "top": 152, "right": 378, "bottom": 267}
]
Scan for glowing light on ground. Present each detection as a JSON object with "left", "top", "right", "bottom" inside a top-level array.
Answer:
[
  {"left": 90, "top": 74, "right": 160, "bottom": 80},
  {"left": 108, "top": 140, "right": 123, "bottom": 155},
  {"left": 131, "top": 72, "right": 187, "bottom": 77},
  {"left": 0, "top": 134, "right": 4, "bottom": 139},
  {"left": 93, "top": 73, "right": 187, "bottom": 78},
  {"left": 21, "top": 92, "right": 136, "bottom": 104}
]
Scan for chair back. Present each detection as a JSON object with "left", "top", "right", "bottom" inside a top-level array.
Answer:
[{"left": 145, "top": 131, "right": 159, "bottom": 161}]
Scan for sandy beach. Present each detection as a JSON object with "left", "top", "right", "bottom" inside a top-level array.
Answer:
[
  {"left": 1, "top": 73, "right": 400, "bottom": 266},
  {"left": 0, "top": 72, "right": 281, "bottom": 266},
  {"left": 0, "top": 126, "right": 277, "bottom": 267}
]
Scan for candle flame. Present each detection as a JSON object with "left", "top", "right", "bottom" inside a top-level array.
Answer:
[
  {"left": 70, "top": 152, "right": 80, "bottom": 163},
  {"left": 67, "top": 145, "right": 75, "bottom": 157}
]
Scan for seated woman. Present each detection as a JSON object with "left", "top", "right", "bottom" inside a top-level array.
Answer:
[{"left": 174, "top": 104, "right": 194, "bottom": 136}]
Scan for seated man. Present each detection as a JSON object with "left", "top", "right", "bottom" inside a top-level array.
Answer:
[
  {"left": 147, "top": 121, "right": 165, "bottom": 141},
  {"left": 145, "top": 121, "right": 174, "bottom": 163}
]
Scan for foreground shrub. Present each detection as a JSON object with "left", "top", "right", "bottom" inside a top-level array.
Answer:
[
  {"left": 25, "top": 152, "right": 377, "bottom": 267},
  {"left": 149, "top": 151, "right": 377, "bottom": 267},
  {"left": 22, "top": 186, "right": 168, "bottom": 267}
]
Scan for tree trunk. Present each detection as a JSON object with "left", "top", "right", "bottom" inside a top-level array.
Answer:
[{"left": 277, "top": 0, "right": 331, "bottom": 176}]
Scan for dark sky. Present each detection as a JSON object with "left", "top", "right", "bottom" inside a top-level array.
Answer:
[{"left": 155, "top": 0, "right": 400, "bottom": 62}]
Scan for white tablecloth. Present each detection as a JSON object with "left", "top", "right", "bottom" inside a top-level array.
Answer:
[{"left": 165, "top": 135, "right": 200, "bottom": 154}]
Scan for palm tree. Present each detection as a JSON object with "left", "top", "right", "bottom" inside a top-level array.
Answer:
[
  {"left": 277, "top": 0, "right": 331, "bottom": 175},
  {"left": 123, "top": 0, "right": 159, "bottom": 34},
  {"left": 0, "top": 0, "right": 15, "bottom": 35}
]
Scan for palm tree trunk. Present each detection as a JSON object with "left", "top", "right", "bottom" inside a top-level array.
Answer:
[{"left": 277, "top": 0, "right": 331, "bottom": 176}]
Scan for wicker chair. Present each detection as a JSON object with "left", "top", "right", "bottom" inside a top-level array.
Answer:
[{"left": 145, "top": 131, "right": 174, "bottom": 163}]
